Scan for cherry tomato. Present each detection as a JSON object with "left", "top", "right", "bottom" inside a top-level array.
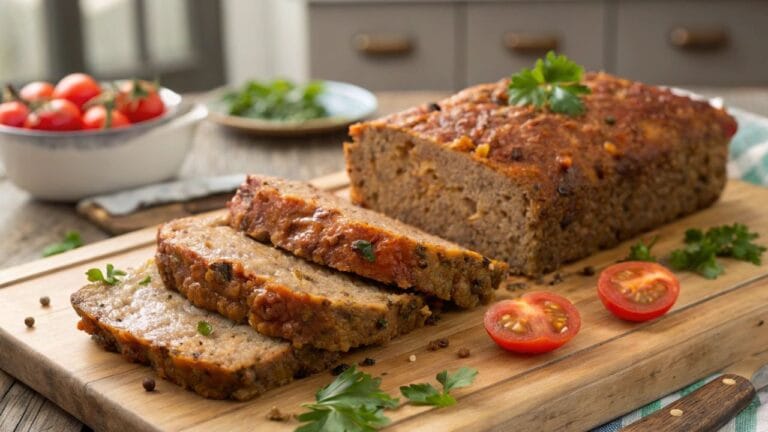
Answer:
[
  {"left": 115, "top": 80, "right": 165, "bottom": 123},
  {"left": 484, "top": 292, "right": 581, "bottom": 354},
  {"left": 24, "top": 99, "right": 82, "bottom": 131},
  {"left": 82, "top": 106, "right": 131, "bottom": 130},
  {"left": 19, "top": 81, "right": 54, "bottom": 102},
  {"left": 597, "top": 261, "right": 680, "bottom": 322},
  {"left": 0, "top": 101, "right": 30, "bottom": 128},
  {"left": 53, "top": 73, "right": 101, "bottom": 109}
]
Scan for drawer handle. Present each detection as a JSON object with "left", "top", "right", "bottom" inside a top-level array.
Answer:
[
  {"left": 354, "top": 33, "right": 413, "bottom": 56},
  {"left": 503, "top": 32, "right": 559, "bottom": 54},
  {"left": 670, "top": 27, "right": 728, "bottom": 50}
]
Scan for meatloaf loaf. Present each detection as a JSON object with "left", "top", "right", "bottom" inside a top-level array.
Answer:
[
  {"left": 228, "top": 174, "right": 507, "bottom": 308},
  {"left": 344, "top": 72, "right": 737, "bottom": 275},
  {"left": 71, "top": 261, "right": 337, "bottom": 401},
  {"left": 156, "top": 216, "right": 430, "bottom": 352}
]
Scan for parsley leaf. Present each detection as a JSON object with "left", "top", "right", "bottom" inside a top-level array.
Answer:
[
  {"left": 42, "top": 230, "right": 83, "bottom": 257},
  {"left": 624, "top": 236, "right": 659, "bottom": 262},
  {"left": 351, "top": 240, "right": 376, "bottom": 262},
  {"left": 669, "top": 224, "right": 765, "bottom": 279},
  {"left": 85, "top": 264, "right": 127, "bottom": 285},
  {"left": 297, "top": 366, "right": 398, "bottom": 432},
  {"left": 508, "top": 51, "right": 591, "bottom": 116},
  {"left": 400, "top": 367, "right": 478, "bottom": 408},
  {"left": 138, "top": 275, "right": 152, "bottom": 286}
]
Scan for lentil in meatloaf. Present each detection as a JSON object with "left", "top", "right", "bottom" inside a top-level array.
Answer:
[
  {"left": 70, "top": 261, "right": 337, "bottom": 401},
  {"left": 344, "top": 72, "right": 737, "bottom": 275},
  {"left": 156, "top": 216, "right": 431, "bottom": 352},
  {"left": 228, "top": 174, "right": 507, "bottom": 308}
]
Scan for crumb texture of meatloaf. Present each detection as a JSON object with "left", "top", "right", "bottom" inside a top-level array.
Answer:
[
  {"left": 156, "top": 216, "right": 430, "bottom": 352},
  {"left": 70, "top": 261, "right": 337, "bottom": 401},
  {"left": 344, "top": 72, "right": 736, "bottom": 275},
  {"left": 227, "top": 174, "right": 507, "bottom": 308}
]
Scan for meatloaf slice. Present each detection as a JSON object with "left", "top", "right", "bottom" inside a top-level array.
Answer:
[
  {"left": 70, "top": 261, "right": 337, "bottom": 401},
  {"left": 345, "top": 72, "right": 736, "bottom": 276},
  {"left": 156, "top": 216, "right": 430, "bottom": 352},
  {"left": 228, "top": 175, "right": 507, "bottom": 308}
]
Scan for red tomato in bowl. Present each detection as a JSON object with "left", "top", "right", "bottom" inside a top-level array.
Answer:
[
  {"left": 24, "top": 99, "right": 82, "bottom": 131},
  {"left": 53, "top": 73, "right": 101, "bottom": 109},
  {"left": 0, "top": 101, "right": 30, "bottom": 127},
  {"left": 597, "top": 261, "right": 680, "bottom": 322},
  {"left": 115, "top": 80, "right": 165, "bottom": 123},
  {"left": 82, "top": 106, "right": 131, "bottom": 130},
  {"left": 20, "top": 81, "right": 54, "bottom": 102},
  {"left": 484, "top": 292, "right": 581, "bottom": 354}
]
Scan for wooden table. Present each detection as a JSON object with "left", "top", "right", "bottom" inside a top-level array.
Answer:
[{"left": 0, "top": 88, "right": 766, "bottom": 432}]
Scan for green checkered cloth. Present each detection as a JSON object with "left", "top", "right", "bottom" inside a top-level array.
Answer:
[{"left": 594, "top": 107, "right": 767, "bottom": 432}]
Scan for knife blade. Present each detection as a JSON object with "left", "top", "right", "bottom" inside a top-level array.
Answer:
[{"left": 621, "top": 349, "right": 768, "bottom": 432}]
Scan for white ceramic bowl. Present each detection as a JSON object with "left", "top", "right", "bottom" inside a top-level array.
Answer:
[{"left": 0, "top": 88, "right": 207, "bottom": 202}]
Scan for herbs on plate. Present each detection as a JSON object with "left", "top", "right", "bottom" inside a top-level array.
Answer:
[
  {"left": 85, "top": 264, "right": 126, "bottom": 285},
  {"left": 400, "top": 367, "right": 478, "bottom": 408},
  {"left": 222, "top": 79, "right": 327, "bottom": 122},
  {"left": 296, "top": 366, "right": 478, "bottom": 431},
  {"left": 42, "top": 230, "right": 83, "bottom": 257},
  {"left": 508, "top": 51, "right": 591, "bottom": 116},
  {"left": 669, "top": 223, "right": 766, "bottom": 279}
]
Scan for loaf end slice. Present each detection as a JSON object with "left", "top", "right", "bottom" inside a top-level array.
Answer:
[
  {"left": 70, "top": 260, "right": 337, "bottom": 401},
  {"left": 156, "top": 216, "right": 430, "bottom": 352},
  {"left": 228, "top": 174, "right": 507, "bottom": 308}
]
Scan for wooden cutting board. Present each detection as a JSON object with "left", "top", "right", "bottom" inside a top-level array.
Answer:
[{"left": 1, "top": 174, "right": 767, "bottom": 432}]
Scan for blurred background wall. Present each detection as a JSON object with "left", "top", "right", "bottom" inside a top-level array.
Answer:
[{"left": 1, "top": 0, "right": 767, "bottom": 92}]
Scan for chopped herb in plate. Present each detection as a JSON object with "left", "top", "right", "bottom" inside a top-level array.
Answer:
[
  {"left": 222, "top": 79, "right": 327, "bottom": 122},
  {"left": 86, "top": 264, "right": 126, "bottom": 285},
  {"left": 400, "top": 367, "right": 478, "bottom": 408},
  {"left": 42, "top": 230, "right": 83, "bottom": 257}
]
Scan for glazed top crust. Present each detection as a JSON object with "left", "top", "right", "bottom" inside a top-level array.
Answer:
[{"left": 351, "top": 72, "right": 736, "bottom": 199}]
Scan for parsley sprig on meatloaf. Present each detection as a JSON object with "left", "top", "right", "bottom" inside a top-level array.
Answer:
[{"left": 508, "top": 51, "right": 591, "bottom": 116}]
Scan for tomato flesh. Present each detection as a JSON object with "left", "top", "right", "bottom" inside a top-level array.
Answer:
[
  {"left": 597, "top": 261, "right": 680, "bottom": 322},
  {"left": 484, "top": 292, "right": 581, "bottom": 354}
]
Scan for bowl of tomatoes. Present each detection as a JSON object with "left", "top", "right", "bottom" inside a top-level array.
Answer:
[{"left": 0, "top": 73, "right": 207, "bottom": 201}]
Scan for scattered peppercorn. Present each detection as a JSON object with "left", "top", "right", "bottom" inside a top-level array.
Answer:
[
  {"left": 266, "top": 406, "right": 291, "bottom": 422},
  {"left": 24, "top": 317, "right": 35, "bottom": 328},
  {"left": 39, "top": 296, "right": 50, "bottom": 307},
  {"left": 142, "top": 377, "right": 155, "bottom": 392},
  {"left": 331, "top": 363, "right": 350, "bottom": 376},
  {"left": 437, "top": 338, "right": 450, "bottom": 348},
  {"left": 580, "top": 266, "right": 596, "bottom": 276},
  {"left": 457, "top": 347, "right": 471, "bottom": 358},
  {"left": 427, "top": 340, "right": 441, "bottom": 351},
  {"left": 358, "top": 357, "right": 376, "bottom": 367},
  {"left": 428, "top": 102, "right": 441, "bottom": 112}
]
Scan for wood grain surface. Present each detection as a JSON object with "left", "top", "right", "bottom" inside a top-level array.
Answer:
[{"left": 0, "top": 178, "right": 767, "bottom": 432}]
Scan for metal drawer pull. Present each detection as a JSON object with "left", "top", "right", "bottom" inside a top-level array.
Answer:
[
  {"left": 670, "top": 27, "right": 729, "bottom": 50},
  {"left": 354, "top": 34, "right": 413, "bottom": 56},
  {"left": 503, "top": 32, "right": 559, "bottom": 53}
]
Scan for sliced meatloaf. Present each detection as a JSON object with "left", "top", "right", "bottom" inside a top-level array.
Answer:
[
  {"left": 156, "top": 216, "right": 430, "bottom": 352},
  {"left": 228, "top": 175, "right": 507, "bottom": 308},
  {"left": 345, "top": 72, "right": 736, "bottom": 276},
  {"left": 71, "top": 261, "right": 337, "bottom": 401}
]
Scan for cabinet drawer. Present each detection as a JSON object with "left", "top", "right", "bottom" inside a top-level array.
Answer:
[
  {"left": 466, "top": 1, "right": 606, "bottom": 85},
  {"left": 615, "top": 0, "right": 768, "bottom": 86},
  {"left": 309, "top": 3, "right": 458, "bottom": 91}
]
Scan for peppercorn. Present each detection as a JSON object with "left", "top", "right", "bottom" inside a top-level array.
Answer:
[
  {"left": 331, "top": 363, "right": 350, "bottom": 376},
  {"left": 39, "top": 296, "right": 50, "bottom": 307},
  {"left": 580, "top": 266, "right": 596, "bottom": 276},
  {"left": 457, "top": 347, "right": 471, "bottom": 358},
  {"left": 142, "top": 377, "right": 155, "bottom": 392},
  {"left": 24, "top": 317, "right": 35, "bottom": 328},
  {"left": 358, "top": 357, "right": 376, "bottom": 367}
]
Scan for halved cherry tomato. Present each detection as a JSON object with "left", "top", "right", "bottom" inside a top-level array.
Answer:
[
  {"left": 0, "top": 101, "right": 30, "bottom": 127},
  {"left": 484, "top": 292, "right": 581, "bottom": 354},
  {"left": 19, "top": 81, "right": 54, "bottom": 102},
  {"left": 24, "top": 99, "right": 82, "bottom": 131},
  {"left": 82, "top": 106, "right": 131, "bottom": 130},
  {"left": 115, "top": 80, "right": 165, "bottom": 123},
  {"left": 53, "top": 73, "right": 101, "bottom": 109},
  {"left": 597, "top": 261, "right": 680, "bottom": 322}
]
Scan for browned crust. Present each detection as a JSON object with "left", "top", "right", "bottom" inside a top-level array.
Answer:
[
  {"left": 227, "top": 175, "right": 507, "bottom": 308},
  {"left": 71, "top": 294, "right": 337, "bottom": 401},
  {"left": 155, "top": 223, "right": 430, "bottom": 352}
]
